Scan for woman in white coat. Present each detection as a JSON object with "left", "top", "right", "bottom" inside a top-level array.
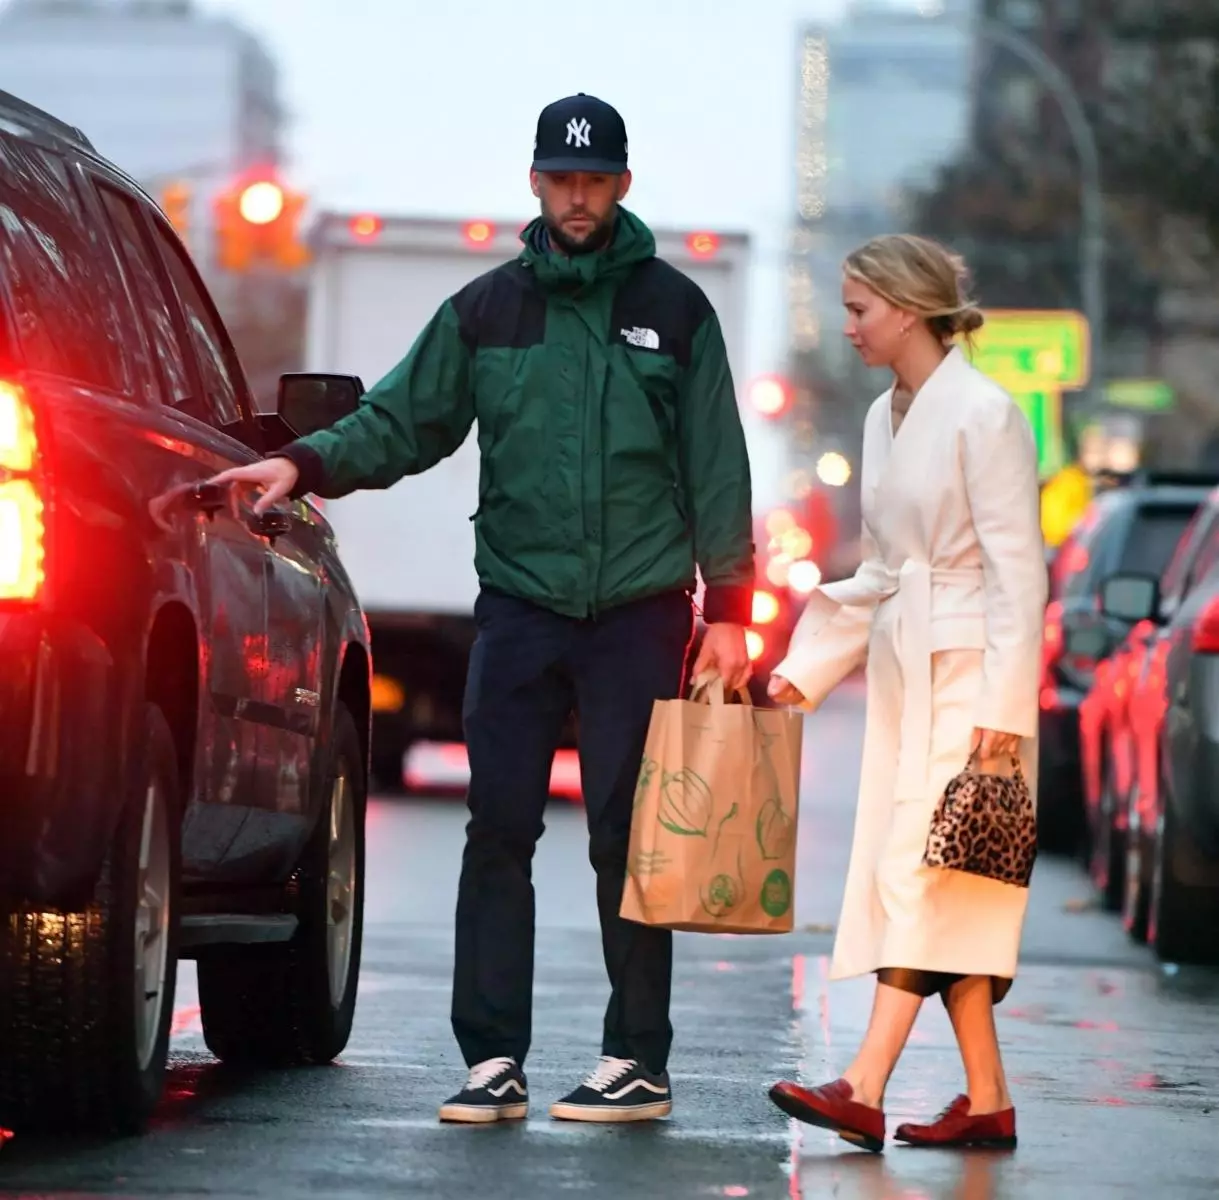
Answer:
[{"left": 766, "top": 235, "right": 1047, "bottom": 1152}]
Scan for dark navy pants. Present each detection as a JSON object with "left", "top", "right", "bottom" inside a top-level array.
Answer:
[{"left": 450, "top": 587, "right": 694, "bottom": 1074}]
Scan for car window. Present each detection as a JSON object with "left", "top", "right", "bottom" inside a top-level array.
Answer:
[
  {"left": 1120, "top": 504, "right": 1198, "bottom": 579},
  {"left": 1183, "top": 518, "right": 1219, "bottom": 595},
  {"left": 1062, "top": 508, "right": 1123, "bottom": 600},
  {"left": 146, "top": 220, "right": 244, "bottom": 428},
  {"left": 0, "top": 138, "right": 128, "bottom": 392},
  {"left": 95, "top": 184, "right": 193, "bottom": 408}
]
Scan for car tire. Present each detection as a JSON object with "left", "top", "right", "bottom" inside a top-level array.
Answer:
[
  {"left": 1148, "top": 790, "right": 1219, "bottom": 966},
  {"left": 0, "top": 703, "right": 180, "bottom": 1134},
  {"left": 198, "top": 702, "right": 366, "bottom": 1066},
  {"left": 1089, "top": 749, "right": 1125, "bottom": 912}
]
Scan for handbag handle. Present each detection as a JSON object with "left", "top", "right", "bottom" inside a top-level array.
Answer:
[
  {"left": 965, "top": 748, "right": 1024, "bottom": 780},
  {"left": 690, "top": 671, "right": 752, "bottom": 707}
]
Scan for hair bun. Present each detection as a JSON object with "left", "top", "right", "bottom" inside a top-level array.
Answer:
[{"left": 954, "top": 306, "right": 985, "bottom": 335}]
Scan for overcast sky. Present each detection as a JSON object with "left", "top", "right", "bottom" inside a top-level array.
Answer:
[{"left": 196, "top": 0, "right": 886, "bottom": 377}]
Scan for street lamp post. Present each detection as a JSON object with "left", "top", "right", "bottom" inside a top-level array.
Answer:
[{"left": 978, "top": 18, "right": 1105, "bottom": 398}]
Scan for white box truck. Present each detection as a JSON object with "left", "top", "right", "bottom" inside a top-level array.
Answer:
[{"left": 303, "top": 213, "right": 753, "bottom": 788}]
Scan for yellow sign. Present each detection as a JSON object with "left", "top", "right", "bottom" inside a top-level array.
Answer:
[{"left": 1040, "top": 463, "right": 1093, "bottom": 547}]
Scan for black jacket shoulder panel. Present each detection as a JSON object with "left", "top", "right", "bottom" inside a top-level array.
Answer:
[
  {"left": 610, "top": 256, "right": 714, "bottom": 368},
  {"left": 450, "top": 260, "right": 546, "bottom": 351}
]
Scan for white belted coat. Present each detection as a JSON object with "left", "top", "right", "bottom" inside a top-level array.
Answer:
[{"left": 775, "top": 348, "right": 1048, "bottom": 985}]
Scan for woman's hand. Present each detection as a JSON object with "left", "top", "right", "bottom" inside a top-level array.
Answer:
[
  {"left": 971, "top": 727, "right": 1021, "bottom": 761},
  {"left": 767, "top": 674, "right": 806, "bottom": 706}
]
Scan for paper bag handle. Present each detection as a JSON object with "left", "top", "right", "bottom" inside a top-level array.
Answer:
[{"left": 690, "top": 671, "right": 752, "bottom": 707}]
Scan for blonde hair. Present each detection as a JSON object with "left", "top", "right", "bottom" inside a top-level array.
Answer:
[{"left": 843, "top": 233, "right": 984, "bottom": 345}]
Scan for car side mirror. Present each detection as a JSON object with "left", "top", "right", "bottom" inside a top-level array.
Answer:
[
  {"left": 254, "top": 373, "right": 364, "bottom": 454},
  {"left": 277, "top": 373, "right": 363, "bottom": 437},
  {"left": 1100, "top": 573, "right": 1160, "bottom": 624}
]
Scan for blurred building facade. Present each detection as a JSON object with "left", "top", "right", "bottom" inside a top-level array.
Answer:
[
  {"left": 0, "top": 0, "right": 285, "bottom": 273},
  {"left": 789, "top": 0, "right": 976, "bottom": 389}
]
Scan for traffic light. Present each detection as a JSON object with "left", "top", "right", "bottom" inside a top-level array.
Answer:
[
  {"left": 213, "top": 173, "right": 310, "bottom": 273},
  {"left": 159, "top": 182, "right": 191, "bottom": 240}
]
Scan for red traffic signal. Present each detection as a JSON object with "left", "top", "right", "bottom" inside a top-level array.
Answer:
[{"left": 214, "top": 172, "right": 310, "bottom": 272}]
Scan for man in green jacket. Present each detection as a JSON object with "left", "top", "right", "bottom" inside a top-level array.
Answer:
[{"left": 213, "top": 93, "right": 755, "bottom": 1125}]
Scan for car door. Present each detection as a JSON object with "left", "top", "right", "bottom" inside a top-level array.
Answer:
[
  {"left": 91, "top": 177, "right": 270, "bottom": 879},
  {"left": 262, "top": 499, "right": 326, "bottom": 817}
]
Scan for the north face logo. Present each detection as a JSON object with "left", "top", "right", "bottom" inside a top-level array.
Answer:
[{"left": 620, "top": 326, "right": 660, "bottom": 350}]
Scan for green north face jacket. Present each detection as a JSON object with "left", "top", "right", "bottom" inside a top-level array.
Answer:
[{"left": 282, "top": 207, "right": 755, "bottom": 624}]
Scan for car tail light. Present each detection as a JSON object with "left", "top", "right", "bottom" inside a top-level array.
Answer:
[
  {"left": 752, "top": 589, "right": 781, "bottom": 625},
  {"left": 0, "top": 380, "right": 45, "bottom": 603},
  {"left": 745, "top": 629, "right": 765, "bottom": 661},
  {"left": 1192, "top": 595, "right": 1219, "bottom": 653}
]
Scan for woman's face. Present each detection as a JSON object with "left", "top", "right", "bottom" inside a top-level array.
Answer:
[{"left": 842, "top": 275, "right": 909, "bottom": 368}]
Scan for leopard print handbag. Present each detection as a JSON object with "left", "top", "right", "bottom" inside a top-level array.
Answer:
[{"left": 922, "top": 753, "right": 1038, "bottom": 888}]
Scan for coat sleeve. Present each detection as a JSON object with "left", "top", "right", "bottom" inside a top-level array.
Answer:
[
  {"left": 962, "top": 395, "right": 1048, "bottom": 736},
  {"left": 678, "top": 311, "right": 755, "bottom": 626},
  {"left": 275, "top": 298, "right": 475, "bottom": 498},
  {"left": 771, "top": 520, "right": 880, "bottom": 711}
]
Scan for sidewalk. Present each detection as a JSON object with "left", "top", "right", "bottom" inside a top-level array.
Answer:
[{"left": 788, "top": 953, "right": 1219, "bottom": 1199}]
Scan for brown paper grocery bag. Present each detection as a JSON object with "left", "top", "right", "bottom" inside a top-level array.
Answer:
[{"left": 619, "top": 674, "right": 803, "bottom": 934}]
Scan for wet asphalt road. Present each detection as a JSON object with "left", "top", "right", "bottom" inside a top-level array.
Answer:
[{"left": 2, "top": 677, "right": 1217, "bottom": 1198}]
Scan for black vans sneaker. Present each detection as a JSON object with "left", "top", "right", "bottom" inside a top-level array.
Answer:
[
  {"left": 549, "top": 1056, "right": 672, "bottom": 1123},
  {"left": 438, "top": 1056, "right": 529, "bottom": 1123}
]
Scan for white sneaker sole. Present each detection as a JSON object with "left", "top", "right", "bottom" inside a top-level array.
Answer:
[
  {"left": 438, "top": 1102, "right": 529, "bottom": 1124},
  {"left": 548, "top": 1099, "right": 673, "bottom": 1123}
]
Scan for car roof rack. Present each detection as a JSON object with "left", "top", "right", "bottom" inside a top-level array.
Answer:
[{"left": 0, "top": 88, "right": 95, "bottom": 154}]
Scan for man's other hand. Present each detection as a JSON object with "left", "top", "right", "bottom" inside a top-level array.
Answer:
[
  {"left": 209, "top": 457, "right": 300, "bottom": 515},
  {"left": 692, "top": 622, "right": 752, "bottom": 692},
  {"left": 767, "top": 674, "right": 806, "bottom": 706}
]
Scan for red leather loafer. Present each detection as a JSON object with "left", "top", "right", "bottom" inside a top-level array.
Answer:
[
  {"left": 768, "top": 1078, "right": 885, "bottom": 1152},
  {"left": 895, "top": 1094, "right": 1016, "bottom": 1148}
]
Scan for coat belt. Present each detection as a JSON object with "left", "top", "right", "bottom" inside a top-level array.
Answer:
[{"left": 819, "top": 558, "right": 985, "bottom": 800}]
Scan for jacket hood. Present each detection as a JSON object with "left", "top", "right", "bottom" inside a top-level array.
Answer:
[{"left": 519, "top": 206, "right": 656, "bottom": 291}]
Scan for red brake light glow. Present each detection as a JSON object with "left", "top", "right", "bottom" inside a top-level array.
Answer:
[
  {"left": 463, "top": 220, "right": 495, "bottom": 248},
  {"left": 745, "top": 629, "right": 765, "bottom": 661},
  {"left": 0, "top": 380, "right": 45, "bottom": 602},
  {"left": 752, "top": 590, "right": 781, "bottom": 626},
  {"left": 686, "top": 231, "right": 720, "bottom": 259},
  {"left": 1193, "top": 596, "right": 1219, "bottom": 653},
  {"left": 349, "top": 213, "right": 383, "bottom": 242}
]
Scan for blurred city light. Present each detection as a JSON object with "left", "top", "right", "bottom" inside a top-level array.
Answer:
[{"left": 816, "top": 451, "right": 852, "bottom": 487}]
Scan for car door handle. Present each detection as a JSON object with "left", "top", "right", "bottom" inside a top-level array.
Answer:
[
  {"left": 186, "top": 481, "right": 227, "bottom": 518},
  {"left": 251, "top": 510, "right": 293, "bottom": 540}
]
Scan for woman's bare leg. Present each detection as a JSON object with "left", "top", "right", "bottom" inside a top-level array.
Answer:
[
  {"left": 840, "top": 981, "right": 924, "bottom": 1107},
  {"left": 943, "top": 975, "right": 1012, "bottom": 1113}
]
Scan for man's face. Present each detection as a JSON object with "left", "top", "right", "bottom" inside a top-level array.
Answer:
[{"left": 530, "top": 169, "right": 632, "bottom": 255}]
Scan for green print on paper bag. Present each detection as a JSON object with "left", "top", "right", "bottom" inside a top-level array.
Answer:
[
  {"left": 634, "top": 756, "right": 658, "bottom": 810},
  {"left": 657, "top": 768, "right": 713, "bottom": 836},
  {"left": 756, "top": 795, "right": 795, "bottom": 861},
  {"left": 760, "top": 868, "right": 792, "bottom": 918},
  {"left": 628, "top": 849, "right": 671, "bottom": 878}
]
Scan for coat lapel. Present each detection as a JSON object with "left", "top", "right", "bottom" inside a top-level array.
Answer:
[{"left": 867, "top": 348, "right": 969, "bottom": 548}]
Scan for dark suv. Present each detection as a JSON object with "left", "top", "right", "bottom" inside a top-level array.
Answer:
[{"left": 0, "top": 90, "right": 373, "bottom": 1133}]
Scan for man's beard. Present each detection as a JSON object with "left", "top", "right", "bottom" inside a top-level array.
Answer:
[{"left": 543, "top": 205, "right": 616, "bottom": 256}]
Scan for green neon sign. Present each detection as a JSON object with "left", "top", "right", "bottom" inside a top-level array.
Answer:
[
  {"left": 965, "top": 310, "right": 1090, "bottom": 389},
  {"left": 961, "top": 310, "right": 1089, "bottom": 480}
]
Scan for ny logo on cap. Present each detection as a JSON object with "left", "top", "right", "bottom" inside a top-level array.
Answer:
[{"left": 565, "top": 117, "right": 592, "bottom": 148}]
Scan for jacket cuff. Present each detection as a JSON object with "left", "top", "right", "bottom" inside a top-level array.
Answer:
[
  {"left": 703, "top": 583, "right": 753, "bottom": 626},
  {"left": 271, "top": 442, "right": 328, "bottom": 498}
]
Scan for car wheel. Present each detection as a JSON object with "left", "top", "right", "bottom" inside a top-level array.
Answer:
[
  {"left": 1089, "top": 749, "right": 1125, "bottom": 911},
  {"left": 0, "top": 703, "right": 180, "bottom": 1134},
  {"left": 198, "top": 702, "right": 366, "bottom": 1065}
]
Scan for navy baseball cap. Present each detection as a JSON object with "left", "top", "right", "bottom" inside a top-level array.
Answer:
[{"left": 532, "top": 93, "right": 628, "bottom": 174}]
